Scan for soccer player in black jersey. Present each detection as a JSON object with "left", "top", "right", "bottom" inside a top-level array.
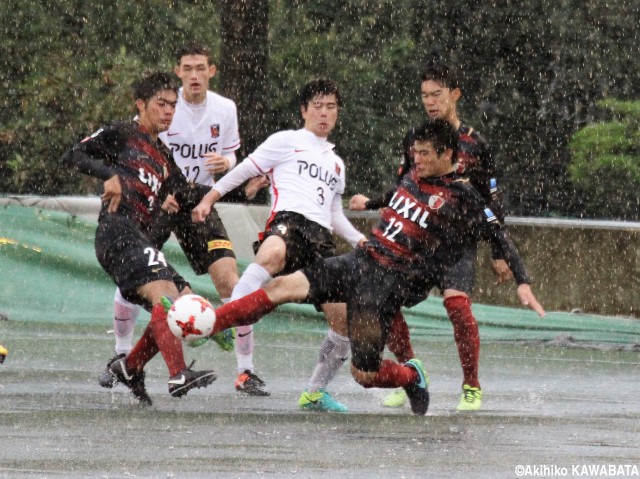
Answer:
[
  {"left": 351, "top": 63, "right": 512, "bottom": 411},
  {"left": 61, "top": 72, "right": 216, "bottom": 404},
  {"left": 194, "top": 120, "right": 544, "bottom": 416}
]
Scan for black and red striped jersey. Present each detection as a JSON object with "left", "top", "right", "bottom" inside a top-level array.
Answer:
[
  {"left": 62, "top": 120, "right": 186, "bottom": 228},
  {"left": 365, "top": 169, "right": 529, "bottom": 284},
  {"left": 367, "top": 122, "right": 503, "bottom": 221}
]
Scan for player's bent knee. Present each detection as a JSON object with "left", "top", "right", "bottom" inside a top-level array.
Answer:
[
  {"left": 350, "top": 364, "right": 377, "bottom": 387},
  {"left": 264, "top": 272, "right": 310, "bottom": 304}
]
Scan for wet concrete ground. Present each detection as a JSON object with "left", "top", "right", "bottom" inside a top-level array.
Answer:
[{"left": 1, "top": 320, "right": 639, "bottom": 478}]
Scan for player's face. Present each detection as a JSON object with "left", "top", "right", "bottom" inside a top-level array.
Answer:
[
  {"left": 420, "top": 80, "right": 461, "bottom": 123},
  {"left": 413, "top": 140, "right": 454, "bottom": 178},
  {"left": 301, "top": 94, "right": 339, "bottom": 138},
  {"left": 137, "top": 90, "right": 178, "bottom": 137},
  {"left": 175, "top": 54, "right": 216, "bottom": 103}
]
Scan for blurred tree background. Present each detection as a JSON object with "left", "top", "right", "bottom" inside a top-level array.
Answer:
[{"left": 1, "top": 0, "right": 638, "bottom": 219}]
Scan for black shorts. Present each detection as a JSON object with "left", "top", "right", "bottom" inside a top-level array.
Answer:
[
  {"left": 303, "top": 249, "right": 409, "bottom": 372},
  {"left": 148, "top": 183, "right": 235, "bottom": 276},
  {"left": 439, "top": 242, "right": 477, "bottom": 294},
  {"left": 256, "top": 211, "right": 337, "bottom": 276},
  {"left": 95, "top": 215, "right": 189, "bottom": 309},
  {"left": 400, "top": 242, "right": 477, "bottom": 308}
]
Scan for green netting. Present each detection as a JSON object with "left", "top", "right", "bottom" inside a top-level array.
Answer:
[{"left": 1, "top": 205, "right": 638, "bottom": 344}]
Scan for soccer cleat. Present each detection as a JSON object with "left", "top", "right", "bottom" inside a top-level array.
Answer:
[
  {"left": 382, "top": 388, "right": 408, "bottom": 408},
  {"left": 403, "top": 358, "right": 430, "bottom": 416},
  {"left": 456, "top": 384, "right": 483, "bottom": 411},
  {"left": 210, "top": 327, "right": 235, "bottom": 352},
  {"left": 235, "top": 370, "right": 270, "bottom": 396},
  {"left": 168, "top": 361, "right": 217, "bottom": 398},
  {"left": 98, "top": 353, "right": 125, "bottom": 388},
  {"left": 160, "top": 295, "right": 174, "bottom": 311},
  {"left": 187, "top": 328, "right": 236, "bottom": 352},
  {"left": 0, "top": 344, "right": 8, "bottom": 364},
  {"left": 108, "top": 356, "right": 153, "bottom": 405},
  {"left": 298, "top": 389, "right": 348, "bottom": 413}
]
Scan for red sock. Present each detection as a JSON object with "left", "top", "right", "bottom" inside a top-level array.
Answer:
[
  {"left": 211, "top": 289, "right": 276, "bottom": 334},
  {"left": 444, "top": 295, "right": 480, "bottom": 389},
  {"left": 127, "top": 303, "right": 186, "bottom": 377},
  {"left": 364, "top": 359, "right": 419, "bottom": 389},
  {"left": 386, "top": 311, "right": 415, "bottom": 363},
  {"left": 126, "top": 320, "right": 159, "bottom": 372}
]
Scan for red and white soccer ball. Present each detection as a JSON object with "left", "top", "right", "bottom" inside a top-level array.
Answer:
[{"left": 167, "top": 294, "right": 216, "bottom": 341}]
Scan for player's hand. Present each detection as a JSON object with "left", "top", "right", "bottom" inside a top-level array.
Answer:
[
  {"left": 492, "top": 259, "right": 513, "bottom": 284},
  {"left": 244, "top": 175, "right": 270, "bottom": 200},
  {"left": 204, "top": 152, "right": 230, "bottom": 174},
  {"left": 102, "top": 175, "right": 122, "bottom": 213},
  {"left": 356, "top": 237, "right": 368, "bottom": 248},
  {"left": 349, "top": 194, "right": 370, "bottom": 211},
  {"left": 516, "top": 283, "right": 545, "bottom": 318},
  {"left": 192, "top": 189, "right": 220, "bottom": 222},
  {"left": 161, "top": 194, "right": 180, "bottom": 214}
]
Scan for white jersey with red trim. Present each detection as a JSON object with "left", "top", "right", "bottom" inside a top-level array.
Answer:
[
  {"left": 213, "top": 128, "right": 347, "bottom": 231},
  {"left": 253, "top": 129, "right": 346, "bottom": 231},
  {"left": 159, "top": 89, "right": 240, "bottom": 186}
]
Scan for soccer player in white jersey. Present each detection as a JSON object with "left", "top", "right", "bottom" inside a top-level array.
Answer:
[
  {"left": 100, "top": 43, "right": 270, "bottom": 396},
  {"left": 193, "top": 79, "right": 367, "bottom": 411}
]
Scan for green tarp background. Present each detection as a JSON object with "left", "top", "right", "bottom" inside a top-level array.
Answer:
[{"left": 1, "top": 205, "right": 638, "bottom": 345}]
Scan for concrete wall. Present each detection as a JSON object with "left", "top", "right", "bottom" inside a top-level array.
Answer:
[{"left": 2, "top": 196, "right": 638, "bottom": 317}]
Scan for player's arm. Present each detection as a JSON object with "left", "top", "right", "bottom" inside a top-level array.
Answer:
[
  {"left": 331, "top": 194, "right": 367, "bottom": 247},
  {"left": 61, "top": 126, "right": 124, "bottom": 212},
  {"left": 350, "top": 185, "right": 396, "bottom": 211},
  {"left": 61, "top": 126, "right": 122, "bottom": 181},
  {"left": 192, "top": 158, "right": 263, "bottom": 222},
  {"left": 481, "top": 215, "right": 545, "bottom": 317},
  {"left": 204, "top": 150, "right": 237, "bottom": 174}
]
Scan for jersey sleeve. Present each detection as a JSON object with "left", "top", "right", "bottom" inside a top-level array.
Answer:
[
  {"left": 221, "top": 101, "right": 241, "bottom": 169},
  {"left": 244, "top": 131, "right": 291, "bottom": 172},
  {"left": 474, "top": 201, "right": 531, "bottom": 285},
  {"left": 330, "top": 194, "right": 366, "bottom": 247},
  {"left": 61, "top": 124, "right": 124, "bottom": 181}
]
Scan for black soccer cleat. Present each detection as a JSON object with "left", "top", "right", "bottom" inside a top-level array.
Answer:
[
  {"left": 99, "top": 354, "right": 125, "bottom": 389},
  {"left": 403, "top": 359, "right": 430, "bottom": 416},
  {"left": 168, "top": 361, "right": 217, "bottom": 398},
  {"left": 108, "top": 356, "right": 153, "bottom": 405},
  {"left": 235, "top": 370, "right": 270, "bottom": 396}
]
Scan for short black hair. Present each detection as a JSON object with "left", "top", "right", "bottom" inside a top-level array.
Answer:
[
  {"left": 299, "top": 78, "right": 342, "bottom": 108},
  {"left": 420, "top": 62, "right": 460, "bottom": 90},
  {"left": 175, "top": 42, "right": 212, "bottom": 65},
  {"left": 413, "top": 119, "right": 458, "bottom": 163},
  {"left": 133, "top": 72, "right": 177, "bottom": 104}
]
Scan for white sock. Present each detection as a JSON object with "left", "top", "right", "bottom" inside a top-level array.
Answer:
[
  {"left": 230, "top": 263, "right": 272, "bottom": 300},
  {"left": 113, "top": 288, "right": 141, "bottom": 356},
  {"left": 308, "top": 329, "right": 350, "bottom": 392},
  {"left": 231, "top": 263, "right": 271, "bottom": 374}
]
